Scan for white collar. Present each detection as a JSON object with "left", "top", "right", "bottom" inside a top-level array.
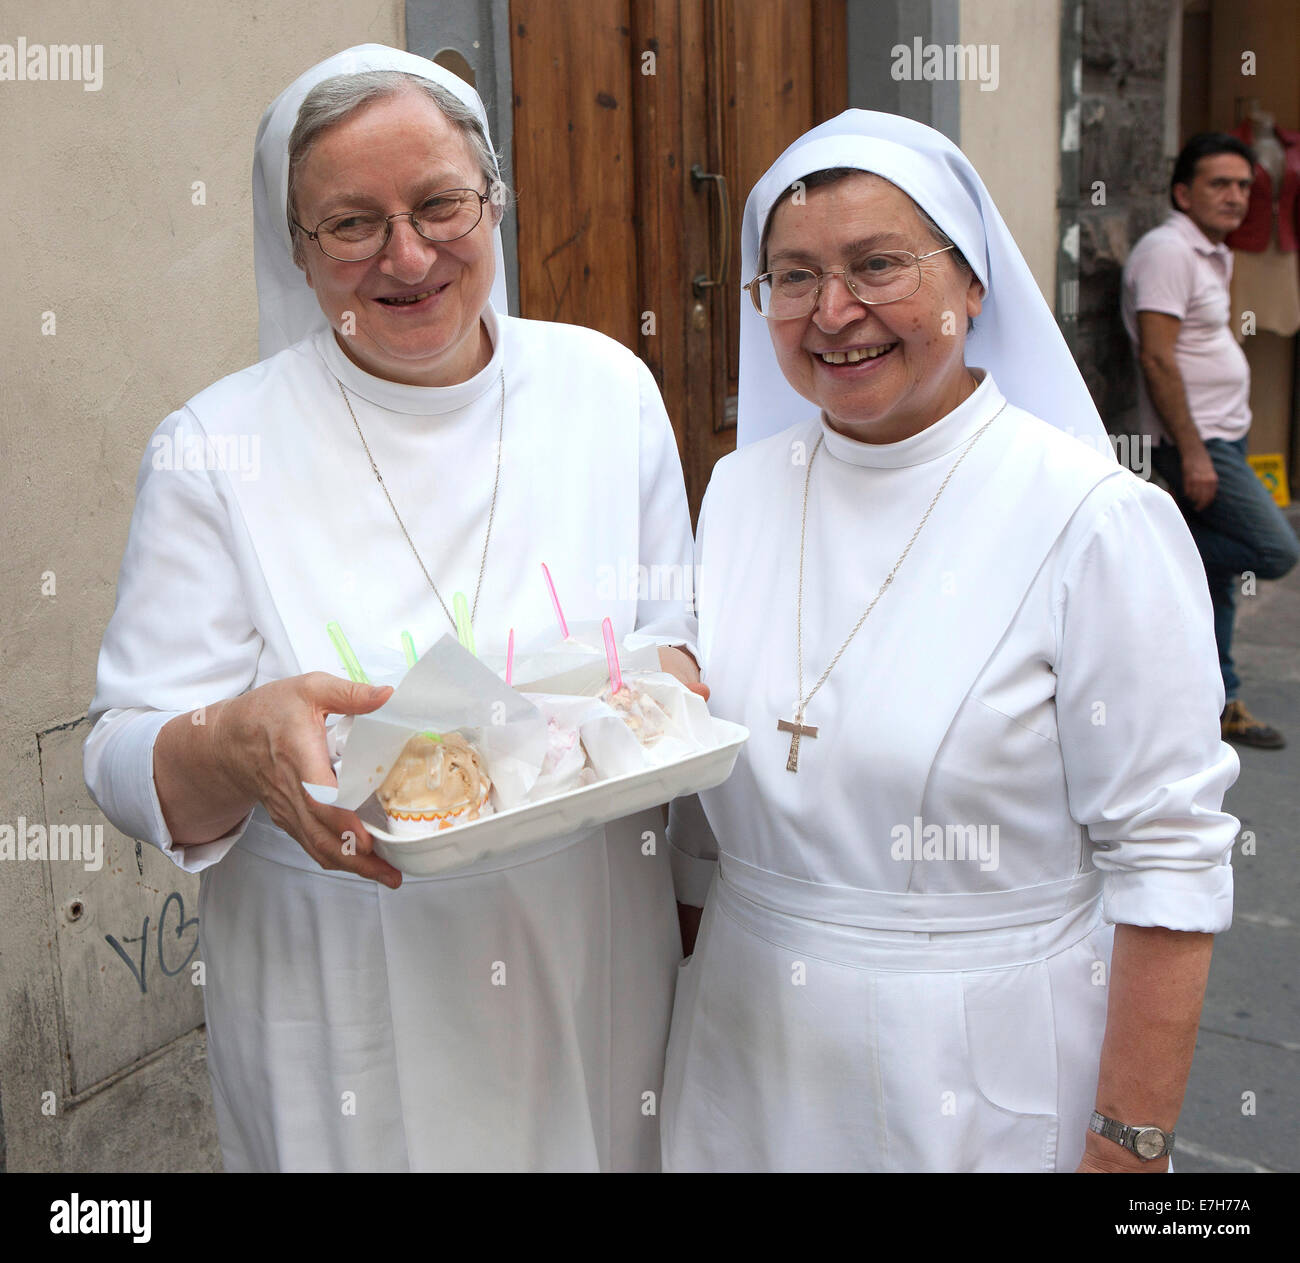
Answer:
[
  {"left": 314, "top": 305, "right": 504, "bottom": 416},
  {"left": 819, "top": 370, "right": 1003, "bottom": 469}
]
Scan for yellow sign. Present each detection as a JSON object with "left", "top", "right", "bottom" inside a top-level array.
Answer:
[{"left": 1248, "top": 454, "right": 1291, "bottom": 508}]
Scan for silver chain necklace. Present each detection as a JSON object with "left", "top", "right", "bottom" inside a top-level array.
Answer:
[
  {"left": 335, "top": 368, "right": 505, "bottom": 633},
  {"left": 778, "top": 401, "right": 1006, "bottom": 772}
]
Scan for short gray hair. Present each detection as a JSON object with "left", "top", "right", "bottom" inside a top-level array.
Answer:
[{"left": 286, "top": 70, "right": 510, "bottom": 267}]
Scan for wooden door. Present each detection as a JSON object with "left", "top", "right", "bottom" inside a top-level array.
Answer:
[{"left": 511, "top": 0, "right": 846, "bottom": 519}]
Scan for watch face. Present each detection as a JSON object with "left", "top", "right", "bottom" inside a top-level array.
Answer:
[{"left": 1134, "top": 1127, "right": 1167, "bottom": 1159}]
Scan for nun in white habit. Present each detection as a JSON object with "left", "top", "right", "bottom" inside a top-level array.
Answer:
[
  {"left": 83, "top": 45, "right": 699, "bottom": 1171},
  {"left": 663, "top": 111, "right": 1239, "bottom": 1172}
]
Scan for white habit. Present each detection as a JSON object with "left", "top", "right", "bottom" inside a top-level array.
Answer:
[
  {"left": 85, "top": 308, "right": 696, "bottom": 1170},
  {"left": 663, "top": 373, "right": 1239, "bottom": 1171}
]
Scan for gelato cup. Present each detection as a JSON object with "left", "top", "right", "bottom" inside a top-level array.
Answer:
[{"left": 377, "top": 731, "right": 494, "bottom": 837}]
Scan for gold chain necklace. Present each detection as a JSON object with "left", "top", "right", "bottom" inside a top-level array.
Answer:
[
  {"left": 335, "top": 369, "right": 505, "bottom": 634},
  {"left": 778, "top": 401, "right": 1006, "bottom": 772}
]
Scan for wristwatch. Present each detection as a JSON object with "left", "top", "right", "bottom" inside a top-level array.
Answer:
[{"left": 1089, "top": 1110, "right": 1175, "bottom": 1160}]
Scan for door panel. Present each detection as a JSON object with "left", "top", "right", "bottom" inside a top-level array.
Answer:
[
  {"left": 718, "top": 0, "right": 848, "bottom": 420},
  {"left": 510, "top": 1, "right": 640, "bottom": 346},
  {"left": 511, "top": 0, "right": 847, "bottom": 519}
]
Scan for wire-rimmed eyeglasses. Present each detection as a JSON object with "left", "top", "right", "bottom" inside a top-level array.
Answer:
[
  {"left": 291, "top": 187, "right": 491, "bottom": 262},
  {"left": 744, "top": 245, "right": 956, "bottom": 319}
]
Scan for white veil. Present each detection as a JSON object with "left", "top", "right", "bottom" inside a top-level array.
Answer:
[
  {"left": 737, "top": 110, "right": 1110, "bottom": 451},
  {"left": 252, "top": 43, "right": 509, "bottom": 360}
]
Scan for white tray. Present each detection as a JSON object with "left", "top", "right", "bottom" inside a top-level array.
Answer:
[{"left": 357, "top": 718, "right": 747, "bottom": 877}]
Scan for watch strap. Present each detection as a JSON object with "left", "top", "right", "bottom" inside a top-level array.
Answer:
[{"left": 1089, "top": 1110, "right": 1174, "bottom": 1159}]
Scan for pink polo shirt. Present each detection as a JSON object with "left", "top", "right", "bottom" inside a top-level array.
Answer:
[{"left": 1121, "top": 210, "right": 1252, "bottom": 443}]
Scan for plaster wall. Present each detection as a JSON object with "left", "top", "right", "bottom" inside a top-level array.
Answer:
[
  {"left": 959, "top": 0, "right": 1062, "bottom": 306},
  {"left": 0, "top": 0, "right": 403, "bottom": 1172}
]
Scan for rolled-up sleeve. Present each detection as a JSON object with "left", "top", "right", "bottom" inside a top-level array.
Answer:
[
  {"left": 83, "top": 409, "right": 261, "bottom": 873},
  {"left": 666, "top": 478, "right": 719, "bottom": 907},
  {"left": 1054, "top": 475, "right": 1238, "bottom": 932}
]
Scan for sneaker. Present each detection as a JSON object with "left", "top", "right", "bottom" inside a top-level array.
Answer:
[{"left": 1221, "top": 700, "right": 1286, "bottom": 749}]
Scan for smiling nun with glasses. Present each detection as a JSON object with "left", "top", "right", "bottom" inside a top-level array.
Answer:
[
  {"left": 83, "top": 44, "right": 703, "bottom": 1172},
  {"left": 662, "top": 111, "right": 1240, "bottom": 1172}
]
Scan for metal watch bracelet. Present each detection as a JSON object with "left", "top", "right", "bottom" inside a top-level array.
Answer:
[{"left": 1089, "top": 1110, "right": 1175, "bottom": 1160}]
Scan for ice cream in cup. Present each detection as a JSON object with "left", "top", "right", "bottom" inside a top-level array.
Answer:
[
  {"left": 377, "top": 731, "right": 493, "bottom": 838},
  {"left": 600, "top": 681, "right": 670, "bottom": 747}
]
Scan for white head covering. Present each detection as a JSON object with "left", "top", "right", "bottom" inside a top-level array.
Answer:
[
  {"left": 737, "top": 109, "right": 1109, "bottom": 450},
  {"left": 252, "top": 44, "right": 509, "bottom": 360}
]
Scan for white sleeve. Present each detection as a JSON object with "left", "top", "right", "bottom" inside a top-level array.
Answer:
[
  {"left": 666, "top": 481, "right": 719, "bottom": 906},
  {"left": 83, "top": 409, "right": 262, "bottom": 874},
  {"left": 1053, "top": 475, "right": 1238, "bottom": 932},
  {"left": 628, "top": 358, "right": 699, "bottom": 656}
]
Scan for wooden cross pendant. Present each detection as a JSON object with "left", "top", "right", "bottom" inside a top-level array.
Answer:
[{"left": 777, "top": 716, "right": 818, "bottom": 772}]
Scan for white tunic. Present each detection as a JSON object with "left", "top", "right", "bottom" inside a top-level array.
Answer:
[
  {"left": 664, "top": 373, "right": 1238, "bottom": 1172},
  {"left": 84, "top": 309, "right": 696, "bottom": 1171}
]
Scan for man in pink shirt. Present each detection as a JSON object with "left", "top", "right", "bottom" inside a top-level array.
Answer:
[{"left": 1123, "top": 133, "right": 1299, "bottom": 748}]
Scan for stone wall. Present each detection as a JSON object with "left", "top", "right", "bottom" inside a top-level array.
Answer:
[{"left": 1077, "top": 0, "right": 1177, "bottom": 429}]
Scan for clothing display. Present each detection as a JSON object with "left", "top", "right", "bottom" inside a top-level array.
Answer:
[
  {"left": 1228, "top": 116, "right": 1300, "bottom": 337},
  {"left": 1230, "top": 241, "right": 1300, "bottom": 338},
  {"left": 1225, "top": 116, "right": 1300, "bottom": 255}
]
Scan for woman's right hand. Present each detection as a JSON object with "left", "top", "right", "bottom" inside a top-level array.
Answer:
[{"left": 204, "top": 673, "right": 403, "bottom": 888}]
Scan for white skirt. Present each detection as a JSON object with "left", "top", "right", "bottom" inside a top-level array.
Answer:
[
  {"left": 662, "top": 867, "right": 1115, "bottom": 1172},
  {"left": 197, "top": 808, "right": 680, "bottom": 1172}
]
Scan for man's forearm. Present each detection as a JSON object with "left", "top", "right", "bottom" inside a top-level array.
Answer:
[{"left": 1139, "top": 354, "right": 1205, "bottom": 455}]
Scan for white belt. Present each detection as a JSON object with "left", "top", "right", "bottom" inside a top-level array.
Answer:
[
  {"left": 720, "top": 853, "right": 1102, "bottom": 931},
  {"left": 715, "top": 855, "right": 1106, "bottom": 971}
]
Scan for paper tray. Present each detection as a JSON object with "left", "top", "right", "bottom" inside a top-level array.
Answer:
[{"left": 361, "top": 717, "right": 747, "bottom": 877}]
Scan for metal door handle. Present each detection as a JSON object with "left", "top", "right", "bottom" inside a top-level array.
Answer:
[{"left": 691, "top": 163, "right": 730, "bottom": 298}]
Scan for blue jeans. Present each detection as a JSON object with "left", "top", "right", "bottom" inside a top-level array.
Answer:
[{"left": 1151, "top": 437, "right": 1300, "bottom": 702}]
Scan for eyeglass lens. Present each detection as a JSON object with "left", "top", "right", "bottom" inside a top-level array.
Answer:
[
  {"left": 756, "top": 253, "right": 923, "bottom": 317},
  {"left": 316, "top": 190, "right": 484, "bottom": 260}
]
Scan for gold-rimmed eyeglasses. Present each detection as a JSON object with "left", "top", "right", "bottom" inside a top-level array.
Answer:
[
  {"left": 291, "top": 187, "right": 491, "bottom": 262},
  {"left": 744, "top": 245, "right": 956, "bottom": 319}
]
